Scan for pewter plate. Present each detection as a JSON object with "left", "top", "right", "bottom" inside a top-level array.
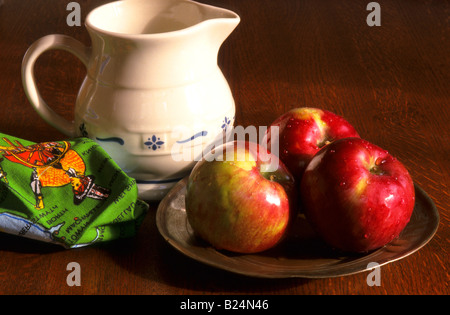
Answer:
[{"left": 156, "top": 177, "right": 439, "bottom": 278}]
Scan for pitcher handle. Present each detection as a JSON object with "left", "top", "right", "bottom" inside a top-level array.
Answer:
[{"left": 21, "top": 34, "right": 91, "bottom": 137}]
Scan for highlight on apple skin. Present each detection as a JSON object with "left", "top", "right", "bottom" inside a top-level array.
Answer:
[
  {"left": 185, "top": 140, "right": 296, "bottom": 254},
  {"left": 300, "top": 137, "right": 415, "bottom": 253},
  {"left": 264, "top": 107, "right": 360, "bottom": 181}
]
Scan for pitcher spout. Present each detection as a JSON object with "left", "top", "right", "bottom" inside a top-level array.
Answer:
[
  {"left": 194, "top": 1, "right": 240, "bottom": 42},
  {"left": 86, "top": 0, "right": 240, "bottom": 88}
]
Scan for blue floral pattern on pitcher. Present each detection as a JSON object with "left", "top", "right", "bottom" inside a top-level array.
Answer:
[
  {"left": 221, "top": 116, "right": 231, "bottom": 131},
  {"left": 145, "top": 135, "right": 165, "bottom": 151}
]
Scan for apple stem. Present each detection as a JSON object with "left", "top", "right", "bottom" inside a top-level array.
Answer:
[
  {"left": 370, "top": 164, "right": 385, "bottom": 175},
  {"left": 318, "top": 138, "right": 332, "bottom": 148}
]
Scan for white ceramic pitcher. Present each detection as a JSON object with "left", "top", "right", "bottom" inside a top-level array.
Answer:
[{"left": 22, "top": 0, "right": 240, "bottom": 200}]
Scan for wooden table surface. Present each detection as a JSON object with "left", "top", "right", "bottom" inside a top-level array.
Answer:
[{"left": 0, "top": 0, "right": 448, "bottom": 296}]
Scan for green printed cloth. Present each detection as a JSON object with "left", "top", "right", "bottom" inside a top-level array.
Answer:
[{"left": 0, "top": 133, "right": 148, "bottom": 248}]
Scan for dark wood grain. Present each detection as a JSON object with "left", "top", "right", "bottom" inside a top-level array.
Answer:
[{"left": 0, "top": 0, "right": 448, "bottom": 295}]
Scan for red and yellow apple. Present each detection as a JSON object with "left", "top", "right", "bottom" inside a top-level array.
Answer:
[
  {"left": 264, "top": 107, "right": 360, "bottom": 180},
  {"left": 300, "top": 137, "right": 415, "bottom": 252},
  {"left": 185, "top": 141, "right": 295, "bottom": 254}
]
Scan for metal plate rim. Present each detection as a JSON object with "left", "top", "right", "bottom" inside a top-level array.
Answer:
[{"left": 156, "top": 177, "right": 439, "bottom": 279}]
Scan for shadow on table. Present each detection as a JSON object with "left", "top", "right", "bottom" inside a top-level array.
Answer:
[
  {"left": 98, "top": 207, "right": 323, "bottom": 293},
  {"left": 0, "top": 232, "right": 64, "bottom": 253},
  {"left": 101, "top": 233, "right": 313, "bottom": 293}
]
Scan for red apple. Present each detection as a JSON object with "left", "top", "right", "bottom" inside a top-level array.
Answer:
[
  {"left": 185, "top": 141, "right": 295, "bottom": 253},
  {"left": 264, "top": 107, "right": 360, "bottom": 180},
  {"left": 300, "top": 137, "right": 415, "bottom": 252}
]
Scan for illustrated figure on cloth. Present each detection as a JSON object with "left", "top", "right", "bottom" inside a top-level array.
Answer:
[{"left": 0, "top": 137, "right": 110, "bottom": 209}]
